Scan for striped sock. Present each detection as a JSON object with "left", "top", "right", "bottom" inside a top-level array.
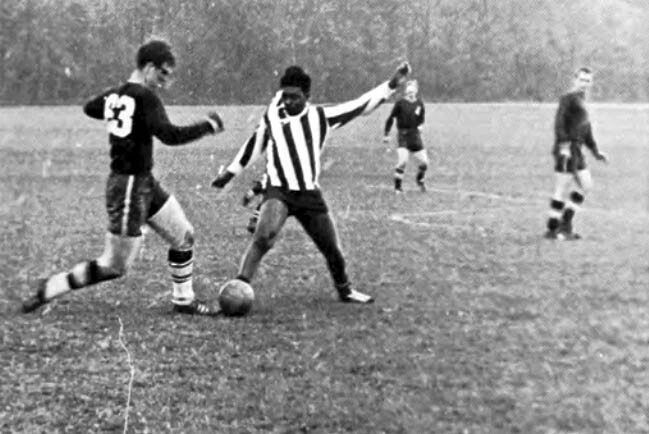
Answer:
[{"left": 169, "top": 249, "right": 194, "bottom": 305}]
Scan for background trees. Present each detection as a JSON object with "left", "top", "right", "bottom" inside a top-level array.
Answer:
[{"left": 1, "top": 0, "right": 647, "bottom": 104}]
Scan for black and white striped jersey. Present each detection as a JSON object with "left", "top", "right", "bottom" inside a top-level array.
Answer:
[{"left": 226, "top": 82, "right": 395, "bottom": 191}]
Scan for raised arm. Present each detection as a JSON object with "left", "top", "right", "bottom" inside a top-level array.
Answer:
[
  {"left": 323, "top": 62, "right": 411, "bottom": 130},
  {"left": 145, "top": 93, "right": 222, "bottom": 145}
]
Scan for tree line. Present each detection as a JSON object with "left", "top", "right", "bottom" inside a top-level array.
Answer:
[{"left": 2, "top": 0, "right": 648, "bottom": 104}]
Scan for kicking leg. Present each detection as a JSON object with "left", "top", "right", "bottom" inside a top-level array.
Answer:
[
  {"left": 296, "top": 211, "right": 373, "bottom": 303},
  {"left": 22, "top": 233, "right": 139, "bottom": 313},
  {"left": 237, "top": 198, "right": 289, "bottom": 282}
]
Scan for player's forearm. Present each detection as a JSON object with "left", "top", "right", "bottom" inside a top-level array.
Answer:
[
  {"left": 155, "top": 121, "right": 214, "bottom": 145},
  {"left": 325, "top": 82, "right": 395, "bottom": 129},
  {"left": 384, "top": 117, "right": 394, "bottom": 135}
]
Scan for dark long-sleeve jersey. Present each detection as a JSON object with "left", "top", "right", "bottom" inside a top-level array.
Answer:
[
  {"left": 384, "top": 98, "right": 425, "bottom": 135},
  {"left": 224, "top": 81, "right": 395, "bottom": 191},
  {"left": 84, "top": 82, "right": 214, "bottom": 174},
  {"left": 553, "top": 90, "right": 598, "bottom": 154}
]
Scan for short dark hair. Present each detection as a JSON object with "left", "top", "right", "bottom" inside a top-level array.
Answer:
[
  {"left": 575, "top": 67, "right": 592, "bottom": 76},
  {"left": 136, "top": 40, "right": 175, "bottom": 69},
  {"left": 280, "top": 66, "right": 311, "bottom": 95}
]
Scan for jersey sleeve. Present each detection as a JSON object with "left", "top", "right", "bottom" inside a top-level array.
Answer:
[
  {"left": 226, "top": 115, "right": 270, "bottom": 175},
  {"left": 583, "top": 123, "right": 599, "bottom": 153},
  {"left": 83, "top": 89, "right": 113, "bottom": 120},
  {"left": 144, "top": 92, "right": 214, "bottom": 145},
  {"left": 554, "top": 95, "right": 571, "bottom": 143},
  {"left": 384, "top": 103, "right": 398, "bottom": 135},
  {"left": 418, "top": 100, "right": 425, "bottom": 125},
  {"left": 323, "top": 81, "right": 395, "bottom": 130}
]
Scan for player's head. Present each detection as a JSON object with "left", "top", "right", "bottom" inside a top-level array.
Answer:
[
  {"left": 136, "top": 39, "right": 175, "bottom": 89},
  {"left": 573, "top": 67, "right": 593, "bottom": 92},
  {"left": 405, "top": 80, "right": 418, "bottom": 100},
  {"left": 280, "top": 66, "right": 311, "bottom": 115}
]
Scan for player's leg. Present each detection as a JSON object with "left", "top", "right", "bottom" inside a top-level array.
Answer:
[
  {"left": 22, "top": 173, "right": 145, "bottom": 313},
  {"left": 560, "top": 169, "right": 592, "bottom": 238},
  {"left": 236, "top": 198, "right": 289, "bottom": 282},
  {"left": 296, "top": 211, "right": 373, "bottom": 303},
  {"left": 22, "top": 233, "right": 140, "bottom": 313},
  {"left": 545, "top": 150, "right": 573, "bottom": 238},
  {"left": 147, "top": 192, "right": 213, "bottom": 314},
  {"left": 247, "top": 202, "right": 262, "bottom": 234},
  {"left": 412, "top": 148, "right": 429, "bottom": 192},
  {"left": 394, "top": 147, "right": 409, "bottom": 192}
]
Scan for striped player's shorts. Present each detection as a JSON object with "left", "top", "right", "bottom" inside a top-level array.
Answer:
[{"left": 105, "top": 172, "right": 169, "bottom": 236}]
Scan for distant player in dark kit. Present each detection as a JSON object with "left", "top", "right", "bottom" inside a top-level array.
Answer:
[
  {"left": 383, "top": 79, "right": 429, "bottom": 193},
  {"left": 212, "top": 62, "right": 412, "bottom": 304},
  {"left": 22, "top": 39, "right": 225, "bottom": 315},
  {"left": 545, "top": 67, "right": 607, "bottom": 240}
]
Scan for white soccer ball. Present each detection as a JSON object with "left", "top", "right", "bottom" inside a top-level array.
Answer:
[{"left": 218, "top": 279, "right": 254, "bottom": 316}]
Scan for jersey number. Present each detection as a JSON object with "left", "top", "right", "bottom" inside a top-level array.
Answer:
[{"left": 104, "top": 94, "right": 135, "bottom": 138}]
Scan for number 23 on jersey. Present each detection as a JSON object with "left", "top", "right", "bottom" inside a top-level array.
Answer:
[{"left": 104, "top": 93, "right": 135, "bottom": 138}]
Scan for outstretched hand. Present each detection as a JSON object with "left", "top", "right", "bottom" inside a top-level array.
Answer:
[
  {"left": 388, "top": 61, "right": 411, "bottom": 89},
  {"left": 594, "top": 151, "right": 608, "bottom": 163},
  {"left": 206, "top": 111, "right": 224, "bottom": 133}
]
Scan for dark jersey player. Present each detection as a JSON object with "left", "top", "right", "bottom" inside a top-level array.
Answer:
[
  {"left": 383, "top": 80, "right": 429, "bottom": 193},
  {"left": 545, "top": 67, "right": 607, "bottom": 240},
  {"left": 22, "top": 40, "right": 225, "bottom": 315}
]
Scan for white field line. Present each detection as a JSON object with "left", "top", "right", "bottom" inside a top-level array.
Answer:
[{"left": 360, "top": 183, "right": 649, "bottom": 226}]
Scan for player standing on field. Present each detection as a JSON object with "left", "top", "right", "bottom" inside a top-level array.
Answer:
[
  {"left": 211, "top": 62, "right": 412, "bottom": 304},
  {"left": 22, "top": 39, "right": 225, "bottom": 315},
  {"left": 545, "top": 67, "right": 607, "bottom": 240},
  {"left": 383, "top": 79, "right": 429, "bottom": 193}
]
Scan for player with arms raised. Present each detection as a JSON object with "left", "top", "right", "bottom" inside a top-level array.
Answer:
[
  {"left": 22, "top": 39, "right": 225, "bottom": 315},
  {"left": 545, "top": 67, "right": 607, "bottom": 240},
  {"left": 211, "top": 62, "right": 411, "bottom": 304}
]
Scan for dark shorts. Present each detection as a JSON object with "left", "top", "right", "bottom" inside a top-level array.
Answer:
[
  {"left": 397, "top": 129, "right": 424, "bottom": 152},
  {"left": 554, "top": 143, "right": 587, "bottom": 173},
  {"left": 264, "top": 186, "right": 328, "bottom": 216},
  {"left": 105, "top": 172, "right": 170, "bottom": 236}
]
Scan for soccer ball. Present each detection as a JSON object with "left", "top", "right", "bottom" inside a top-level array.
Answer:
[{"left": 218, "top": 279, "right": 254, "bottom": 316}]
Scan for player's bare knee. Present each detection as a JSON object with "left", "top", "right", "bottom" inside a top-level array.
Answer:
[{"left": 172, "top": 227, "right": 194, "bottom": 250}]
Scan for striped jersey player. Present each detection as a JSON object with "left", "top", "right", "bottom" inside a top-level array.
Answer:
[
  {"left": 212, "top": 62, "right": 412, "bottom": 304},
  {"left": 545, "top": 67, "right": 607, "bottom": 240},
  {"left": 22, "top": 40, "right": 224, "bottom": 315}
]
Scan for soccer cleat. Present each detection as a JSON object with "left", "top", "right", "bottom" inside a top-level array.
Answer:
[
  {"left": 560, "top": 230, "right": 581, "bottom": 241},
  {"left": 172, "top": 299, "right": 220, "bottom": 316},
  {"left": 339, "top": 288, "right": 374, "bottom": 304},
  {"left": 394, "top": 187, "right": 403, "bottom": 194},
  {"left": 417, "top": 181, "right": 427, "bottom": 192},
  {"left": 21, "top": 279, "right": 49, "bottom": 313},
  {"left": 544, "top": 230, "right": 559, "bottom": 240}
]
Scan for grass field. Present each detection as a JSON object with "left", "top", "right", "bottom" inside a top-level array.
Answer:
[{"left": 1, "top": 102, "right": 649, "bottom": 434}]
